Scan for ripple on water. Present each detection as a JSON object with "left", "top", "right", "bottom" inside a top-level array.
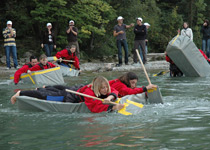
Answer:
[{"left": 170, "top": 127, "right": 208, "bottom": 132}]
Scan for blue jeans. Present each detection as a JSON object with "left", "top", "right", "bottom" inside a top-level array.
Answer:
[
  {"left": 5, "top": 46, "right": 18, "bottom": 68},
  {"left": 202, "top": 39, "right": 210, "bottom": 57},
  {"left": 117, "top": 39, "right": 128, "bottom": 64},
  {"left": 139, "top": 45, "right": 148, "bottom": 61},
  {"left": 44, "top": 44, "right": 54, "bottom": 57}
]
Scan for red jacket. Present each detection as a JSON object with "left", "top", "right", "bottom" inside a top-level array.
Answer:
[
  {"left": 29, "top": 62, "right": 56, "bottom": 71},
  {"left": 77, "top": 85, "right": 118, "bottom": 113},
  {"left": 14, "top": 63, "right": 33, "bottom": 84},
  {"left": 109, "top": 79, "right": 145, "bottom": 97},
  {"left": 165, "top": 55, "right": 174, "bottom": 64},
  {"left": 55, "top": 49, "right": 80, "bottom": 69},
  {"left": 199, "top": 49, "right": 210, "bottom": 62}
]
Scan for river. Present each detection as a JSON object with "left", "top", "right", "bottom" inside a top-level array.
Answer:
[{"left": 0, "top": 71, "right": 210, "bottom": 150}]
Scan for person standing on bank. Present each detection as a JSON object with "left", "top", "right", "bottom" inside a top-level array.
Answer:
[
  {"left": 2, "top": 20, "right": 19, "bottom": 70},
  {"left": 41, "top": 23, "right": 56, "bottom": 57},
  {"left": 178, "top": 22, "right": 193, "bottom": 41},
  {"left": 66, "top": 20, "right": 80, "bottom": 59},
  {"left": 200, "top": 19, "right": 210, "bottom": 57},
  {"left": 133, "top": 17, "right": 147, "bottom": 64},
  {"left": 113, "top": 16, "right": 134, "bottom": 67}
]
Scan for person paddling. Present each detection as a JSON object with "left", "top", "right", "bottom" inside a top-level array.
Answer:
[
  {"left": 13, "top": 56, "right": 38, "bottom": 84},
  {"left": 11, "top": 76, "right": 124, "bottom": 113},
  {"left": 109, "top": 72, "right": 156, "bottom": 97},
  {"left": 55, "top": 45, "right": 80, "bottom": 70}
]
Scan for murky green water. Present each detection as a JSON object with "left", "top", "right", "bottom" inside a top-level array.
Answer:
[{"left": 1, "top": 71, "right": 210, "bottom": 150}]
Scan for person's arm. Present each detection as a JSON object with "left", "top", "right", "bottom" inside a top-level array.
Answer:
[
  {"left": 190, "top": 28, "right": 193, "bottom": 41},
  {"left": 73, "top": 56, "right": 80, "bottom": 70},
  {"left": 113, "top": 30, "right": 124, "bottom": 37},
  {"left": 126, "top": 23, "right": 134, "bottom": 29},
  {"left": 71, "top": 27, "right": 78, "bottom": 36},
  {"left": 66, "top": 26, "right": 71, "bottom": 34},
  {"left": 49, "top": 62, "right": 56, "bottom": 68},
  {"left": 14, "top": 65, "right": 28, "bottom": 84}
]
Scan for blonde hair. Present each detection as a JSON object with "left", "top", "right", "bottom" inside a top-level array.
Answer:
[
  {"left": 91, "top": 76, "right": 111, "bottom": 97},
  {"left": 39, "top": 54, "right": 47, "bottom": 61}
]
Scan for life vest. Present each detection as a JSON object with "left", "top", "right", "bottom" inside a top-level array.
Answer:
[
  {"left": 25, "top": 63, "right": 33, "bottom": 68},
  {"left": 38, "top": 62, "right": 51, "bottom": 70}
]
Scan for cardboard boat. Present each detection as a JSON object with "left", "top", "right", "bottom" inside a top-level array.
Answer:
[{"left": 166, "top": 35, "right": 210, "bottom": 77}]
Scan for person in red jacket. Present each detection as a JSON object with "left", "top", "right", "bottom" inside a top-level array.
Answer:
[
  {"left": 55, "top": 45, "right": 80, "bottom": 70},
  {"left": 28, "top": 54, "right": 56, "bottom": 72},
  {"left": 11, "top": 76, "right": 124, "bottom": 113},
  {"left": 79, "top": 76, "right": 124, "bottom": 113},
  {"left": 13, "top": 56, "right": 38, "bottom": 84},
  {"left": 109, "top": 72, "right": 156, "bottom": 97},
  {"left": 165, "top": 52, "right": 183, "bottom": 77}
]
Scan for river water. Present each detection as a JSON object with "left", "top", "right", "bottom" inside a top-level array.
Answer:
[{"left": 0, "top": 71, "right": 210, "bottom": 150}]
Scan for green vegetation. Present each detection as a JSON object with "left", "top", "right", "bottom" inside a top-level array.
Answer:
[{"left": 0, "top": 0, "right": 209, "bottom": 59}]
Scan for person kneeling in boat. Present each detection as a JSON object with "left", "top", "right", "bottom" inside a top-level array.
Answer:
[
  {"left": 55, "top": 45, "right": 80, "bottom": 70},
  {"left": 28, "top": 54, "right": 56, "bottom": 73},
  {"left": 165, "top": 52, "right": 183, "bottom": 77},
  {"left": 13, "top": 56, "right": 38, "bottom": 85},
  {"left": 109, "top": 72, "right": 157, "bottom": 97},
  {"left": 11, "top": 76, "right": 124, "bottom": 113}
]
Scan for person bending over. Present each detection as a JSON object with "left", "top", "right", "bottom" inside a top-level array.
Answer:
[
  {"left": 55, "top": 45, "right": 80, "bottom": 70},
  {"left": 11, "top": 76, "right": 124, "bottom": 113},
  {"left": 109, "top": 72, "right": 156, "bottom": 97},
  {"left": 14, "top": 56, "right": 38, "bottom": 84}
]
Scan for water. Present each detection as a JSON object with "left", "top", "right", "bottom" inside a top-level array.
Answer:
[{"left": 1, "top": 71, "right": 210, "bottom": 150}]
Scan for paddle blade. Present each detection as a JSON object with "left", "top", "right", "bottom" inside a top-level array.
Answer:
[
  {"left": 153, "top": 71, "right": 169, "bottom": 76},
  {"left": 115, "top": 98, "right": 144, "bottom": 115},
  {"left": 147, "top": 86, "right": 163, "bottom": 104},
  {"left": 47, "top": 56, "right": 58, "bottom": 61}
]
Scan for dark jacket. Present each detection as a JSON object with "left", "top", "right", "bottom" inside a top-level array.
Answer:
[
  {"left": 42, "top": 30, "right": 56, "bottom": 45},
  {"left": 200, "top": 26, "right": 210, "bottom": 40},
  {"left": 134, "top": 24, "right": 147, "bottom": 40}
]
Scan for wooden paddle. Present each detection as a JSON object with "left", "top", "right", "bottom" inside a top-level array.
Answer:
[
  {"left": 136, "top": 49, "right": 163, "bottom": 104},
  {"left": 66, "top": 89, "right": 144, "bottom": 116},
  {"left": 47, "top": 56, "right": 75, "bottom": 62}
]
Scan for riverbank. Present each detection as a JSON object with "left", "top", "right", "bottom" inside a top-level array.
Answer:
[{"left": 0, "top": 53, "right": 169, "bottom": 75}]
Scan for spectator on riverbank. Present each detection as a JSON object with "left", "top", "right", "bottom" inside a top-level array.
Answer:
[
  {"left": 66, "top": 20, "right": 80, "bottom": 59},
  {"left": 2, "top": 20, "right": 19, "bottom": 70},
  {"left": 109, "top": 72, "right": 157, "bottom": 97},
  {"left": 178, "top": 22, "right": 193, "bottom": 41},
  {"left": 139, "top": 22, "right": 150, "bottom": 61},
  {"left": 13, "top": 56, "right": 38, "bottom": 84},
  {"left": 28, "top": 54, "right": 56, "bottom": 72},
  {"left": 41, "top": 23, "right": 56, "bottom": 57},
  {"left": 200, "top": 19, "right": 210, "bottom": 57},
  {"left": 55, "top": 45, "right": 80, "bottom": 70},
  {"left": 133, "top": 17, "right": 147, "bottom": 64},
  {"left": 113, "top": 16, "right": 134, "bottom": 67}
]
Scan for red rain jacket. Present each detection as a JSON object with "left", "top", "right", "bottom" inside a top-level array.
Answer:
[
  {"left": 55, "top": 49, "right": 80, "bottom": 69},
  {"left": 29, "top": 62, "right": 56, "bottom": 71},
  {"left": 14, "top": 63, "right": 33, "bottom": 84},
  {"left": 109, "top": 79, "right": 145, "bottom": 97},
  {"left": 77, "top": 85, "right": 118, "bottom": 113}
]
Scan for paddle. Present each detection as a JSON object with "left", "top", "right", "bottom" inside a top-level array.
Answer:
[
  {"left": 28, "top": 73, "right": 36, "bottom": 84},
  {"left": 153, "top": 70, "right": 170, "bottom": 76},
  {"left": 47, "top": 56, "right": 75, "bottom": 62},
  {"left": 136, "top": 49, "right": 163, "bottom": 104},
  {"left": 66, "top": 89, "right": 144, "bottom": 116}
]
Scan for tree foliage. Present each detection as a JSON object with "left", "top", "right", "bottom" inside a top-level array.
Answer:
[{"left": 0, "top": 0, "right": 209, "bottom": 58}]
